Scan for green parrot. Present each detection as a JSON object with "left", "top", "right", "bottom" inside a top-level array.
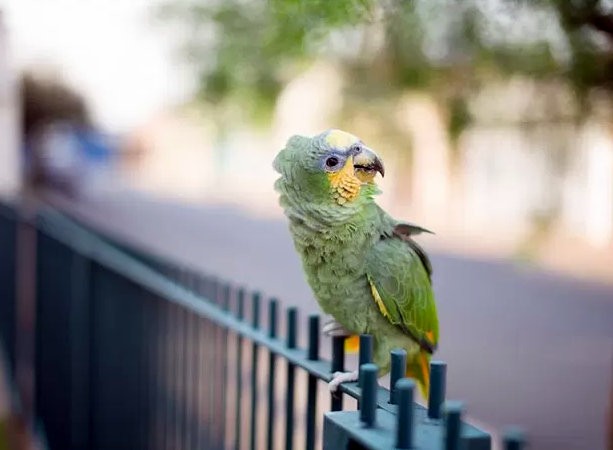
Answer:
[{"left": 273, "top": 129, "right": 439, "bottom": 397}]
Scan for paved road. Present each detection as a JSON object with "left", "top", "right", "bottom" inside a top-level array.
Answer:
[{"left": 54, "top": 191, "right": 613, "bottom": 450}]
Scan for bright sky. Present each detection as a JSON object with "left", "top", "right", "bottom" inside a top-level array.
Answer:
[{"left": 2, "top": 0, "right": 195, "bottom": 132}]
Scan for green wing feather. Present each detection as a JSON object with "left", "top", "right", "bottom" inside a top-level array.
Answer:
[{"left": 365, "top": 232, "right": 439, "bottom": 353}]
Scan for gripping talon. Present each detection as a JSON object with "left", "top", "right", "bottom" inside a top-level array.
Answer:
[
  {"left": 322, "top": 319, "right": 351, "bottom": 337},
  {"left": 328, "top": 370, "right": 359, "bottom": 392}
]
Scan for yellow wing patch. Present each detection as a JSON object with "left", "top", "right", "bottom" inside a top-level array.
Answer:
[
  {"left": 369, "top": 278, "right": 392, "bottom": 321},
  {"left": 325, "top": 129, "right": 359, "bottom": 149},
  {"left": 344, "top": 335, "right": 360, "bottom": 354}
]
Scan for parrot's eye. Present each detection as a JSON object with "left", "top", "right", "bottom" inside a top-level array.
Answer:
[{"left": 325, "top": 156, "right": 339, "bottom": 168}]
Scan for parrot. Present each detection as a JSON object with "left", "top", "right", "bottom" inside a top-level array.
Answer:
[{"left": 273, "top": 129, "right": 439, "bottom": 398}]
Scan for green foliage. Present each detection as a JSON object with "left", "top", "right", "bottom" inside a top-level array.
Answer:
[
  {"left": 448, "top": 97, "right": 472, "bottom": 143},
  {"left": 157, "top": 0, "right": 613, "bottom": 130},
  {"left": 157, "top": 0, "right": 376, "bottom": 123}
]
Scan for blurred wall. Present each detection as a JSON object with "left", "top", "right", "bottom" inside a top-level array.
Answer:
[{"left": 0, "top": 11, "right": 20, "bottom": 197}]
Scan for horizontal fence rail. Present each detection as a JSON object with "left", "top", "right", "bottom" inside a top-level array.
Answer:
[{"left": 0, "top": 202, "right": 527, "bottom": 450}]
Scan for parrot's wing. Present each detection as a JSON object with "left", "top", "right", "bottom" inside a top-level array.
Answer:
[
  {"left": 393, "top": 224, "right": 433, "bottom": 281},
  {"left": 365, "top": 226, "right": 438, "bottom": 354},
  {"left": 374, "top": 206, "right": 434, "bottom": 279}
]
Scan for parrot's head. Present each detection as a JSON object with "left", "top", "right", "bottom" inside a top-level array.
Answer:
[{"left": 273, "top": 129, "right": 384, "bottom": 210}]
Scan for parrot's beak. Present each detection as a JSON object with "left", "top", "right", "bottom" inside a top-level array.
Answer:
[{"left": 353, "top": 146, "right": 385, "bottom": 181}]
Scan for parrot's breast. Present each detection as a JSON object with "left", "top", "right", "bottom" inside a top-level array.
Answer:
[{"left": 288, "top": 217, "right": 382, "bottom": 334}]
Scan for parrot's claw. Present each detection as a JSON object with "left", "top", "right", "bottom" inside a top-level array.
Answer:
[
  {"left": 328, "top": 370, "right": 359, "bottom": 392},
  {"left": 323, "top": 319, "right": 351, "bottom": 337}
]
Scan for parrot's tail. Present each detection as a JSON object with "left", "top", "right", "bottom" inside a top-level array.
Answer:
[{"left": 405, "top": 351, "right": 430, "bottom": 400}]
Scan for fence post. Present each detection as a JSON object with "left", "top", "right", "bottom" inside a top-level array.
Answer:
[
  {"left": 234, "top": 288, "right": 245, "bottom": 450},
  {"left": 15, "top": 207, "right": 38, "bottom": 426},
  {"left": 359, "top": 364, "right": 377, "bottom": 427},
  {"left": 69, "top": 252, "right": 92, "bottom": 449},
  {"left": 285, "top": 307, "right": 297, "bottom": 450},
  {"left": 249, "top": 292, "right": 261, "bottom": 450},
  {"left": 330, "top": 336, "right": 345, "bottom": 411},
  {"left": 358, "top": 334, "right": 373, "bottom": 389},
  {"left": 389, "top": 349, "right": 406, "bottom": 405},
  {"left": 503, "top": 427, "right": 525, "bottom": 450},
  {"left": 0, "top": 205, "right": 17, "bottom": 375},
  {"left": 429, "top": 361, "right": 447, "bottom": 420},
  {"left": 306, "top": 315, "right": 320, "bottom": 450},
  {"left": 395, "top": 378, "right": 415, "bottom": 449},
  {"left": 266, "top": 299, "right": 278, "bottom": 450},
  {"left": 444, "top": 401, "right": 464, "bottom": 450}
]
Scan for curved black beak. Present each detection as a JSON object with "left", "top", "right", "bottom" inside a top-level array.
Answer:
[{"left": 353, "top": 146, "right": 385, "bottom": 178}]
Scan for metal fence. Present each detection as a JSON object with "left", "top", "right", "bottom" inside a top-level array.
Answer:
[
  {"left": 0, "top": 202, "right": 526, "bottom": 450},
  {"left": 0, "top": 201, "right": 17, "bottom": 376}
]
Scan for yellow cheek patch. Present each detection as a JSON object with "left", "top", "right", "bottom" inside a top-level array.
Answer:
[
  {"left": 325, "top": 129, "right": 359, "bottom": 149},
  {"left": 327, "top": 157, "right": 361, "bottom": 205}
]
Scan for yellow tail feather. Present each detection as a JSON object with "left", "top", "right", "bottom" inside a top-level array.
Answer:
[{"left": 406, "top": 352, "right": 430, "bottom": 400}]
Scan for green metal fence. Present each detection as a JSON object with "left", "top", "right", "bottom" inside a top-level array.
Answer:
[
  {"left": 0, "top": 202, "right": 17, "bottom": 376},
  {"left": 0, "top": 202, "right": 526, "bottom": 450}
]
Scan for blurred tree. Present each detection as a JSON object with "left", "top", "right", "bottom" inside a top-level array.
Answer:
[{"left": 156, "top": 0, "right": 613, "bottom": 132}]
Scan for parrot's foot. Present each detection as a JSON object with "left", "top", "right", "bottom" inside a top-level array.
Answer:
[
  {"left": 328, "top": 370, "right": 359, "bottom": 392},
  {"left": 322, "top": 319, "right": 351, "bottom": 337}
]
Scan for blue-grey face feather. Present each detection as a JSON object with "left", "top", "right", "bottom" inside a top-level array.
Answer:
[
  {"left": 312, "top": 132, "right": 364, "bottom": 173},
  {"left": 319, "top": 151, "right": 347, "bottom": 171}
]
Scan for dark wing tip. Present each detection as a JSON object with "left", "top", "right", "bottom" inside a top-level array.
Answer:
[
  {"left": 399, "top": 324, "right": 437, "bottom": 354},
  {"left": 393, "top": 223, "right": 435, "bottom": 237},
  {"left": 422, "top": 340, "right": 437, "bottom": 354}
]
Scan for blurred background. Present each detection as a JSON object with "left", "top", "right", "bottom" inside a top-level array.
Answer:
[
  {"left": 1, "top": 0, "right": 612, "bottom": 449},
  {"left": 2, "top": 0, "right": 613, "bottom": 277}
]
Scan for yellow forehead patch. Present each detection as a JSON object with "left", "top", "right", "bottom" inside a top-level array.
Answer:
[{"left": 325, "top": 129, "right": 359, "bottom": 149}]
